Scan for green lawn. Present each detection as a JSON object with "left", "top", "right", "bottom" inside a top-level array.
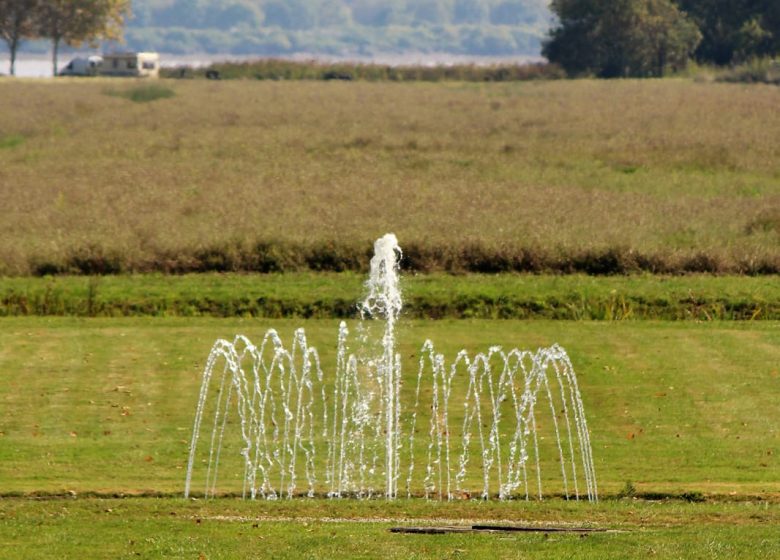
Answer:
[
  {"left": 1, "top": 317, "right": 779, "bottom": 557},
  {"left": 1, "top": 497, "right": 779, "bottom": 559},
  {"left": 0, "top": 317, "right": 778, "bottom": 497}
]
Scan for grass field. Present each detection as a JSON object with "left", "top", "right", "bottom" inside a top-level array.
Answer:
[
  {"left": 0, "top": 79, "right": 778, "bottom": 274},
  {"left": 0, "top": 317, "right": 779, "bottom": 557},
  {"left": 1, "top": 317, "right": 778, "bottom": 496}
]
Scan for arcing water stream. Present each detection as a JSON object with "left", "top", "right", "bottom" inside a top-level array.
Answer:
[{"left": 184, "top": 234, "right": 597, "bottom": 501}]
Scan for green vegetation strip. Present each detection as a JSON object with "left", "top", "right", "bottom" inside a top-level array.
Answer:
[
  {"left": 1, "top": 497, "right": 779, "bottom": 559},
  {"left": 0, "top": 273, "right": 778, "bottom": 319}
]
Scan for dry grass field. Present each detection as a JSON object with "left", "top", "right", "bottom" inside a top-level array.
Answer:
[{"left": 0, "top": 78, "right": 778, "bottom": 275}]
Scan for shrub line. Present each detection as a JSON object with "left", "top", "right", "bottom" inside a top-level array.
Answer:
[
  {"left": 27, "top": 240, "right": 780, "bottom": 277},
  {"left": 164, "top": 60, "right": 566, "bottom": 82}
]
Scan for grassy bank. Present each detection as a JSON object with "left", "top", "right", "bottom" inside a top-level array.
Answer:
[
  {"left": 0, "top": 318, "right": 778, "bottom": 496},
  {"left": 0, "top": 273, "right": 778, "bottom": 319},
  {"left": 0, "top": 79, "right": 778, "bottom": 275}
]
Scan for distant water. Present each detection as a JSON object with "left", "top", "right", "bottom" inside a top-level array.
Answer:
[{"left": 1, "top": 52, "right": 544, "bottom": 78}]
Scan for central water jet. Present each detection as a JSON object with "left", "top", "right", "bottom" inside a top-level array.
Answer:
[{"left": 359, "top": 233, "right": 403, "bottom": 498}]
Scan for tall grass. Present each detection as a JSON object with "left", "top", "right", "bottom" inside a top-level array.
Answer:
[
  {"left": 0, "top": 79, "right": 777, "bottom": 275},
  {"left": 715, "top": 58, "right": 780, "bottom": 85}
]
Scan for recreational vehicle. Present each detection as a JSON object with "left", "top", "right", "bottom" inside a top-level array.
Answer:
[{"left": 101, "top": 52, "right": 160, "bottom": 78}]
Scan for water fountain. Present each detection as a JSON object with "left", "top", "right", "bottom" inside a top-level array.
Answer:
[{"left": 184, "top": 234, "right": 597, "bottom": 502}]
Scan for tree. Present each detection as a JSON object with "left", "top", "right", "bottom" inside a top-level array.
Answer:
[
  {"left": 411, "top": 0, "right": 450, "bottom": 26},
  {"left": 766, "top": 1, "right": 780, "bottom": 54},
  {"left": 317, "top": 0, "right": 352, "bottom": 27},
  {"left": 674, "top": 0, "right": 779, "bottom": 63},
  {"left": 490, "top": 0, "right": 536, "bottom": 26},
  {"left": 204, "top": 2, "right": 264, "bottom": 31},
  {"left": 452, "top": 0, "right": 488, "bottom": 24},
  {"left": 544, "top": 0, "right": 701, "bottom": 77},
  {"left": 348, "top": 0, "right": 406, "bottom": 27},
  {"left": 262, "top": 0, "right": 317, "bottom": 30},
  {"left": 38, "top": 0, "right": 130, "bottom": 76},
  {"left": 0, "top": 0, "right": 39, "bottom": 75},
  {"left": 154, "top": 0, "right": 205, "bottom": 29}
]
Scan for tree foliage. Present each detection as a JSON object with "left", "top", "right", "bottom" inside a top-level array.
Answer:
[
  {"left": 676, "top": 0, "right": 780, "bottom": 63},
  {"left": 0, "top": 0, "right": 39, "bottom": 75},
  {"left": 0, "top": 0, "right": 130, "bottom": 75},
  {"left": 544, "top": 0, "right": 702, "bottom": 77},
  {"left": 546, "top": 0, "right": 779, "bottom": 71},
  {"left": 38, "top": 0, "right": 131, "bottom": 75}
]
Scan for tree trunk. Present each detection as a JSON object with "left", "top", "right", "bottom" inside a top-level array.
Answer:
[
  {"left": 9, "top": 37, "right": 17, "bottom": 76},
  {"left": 52, "top": 38, "right": 60, "bottom": 76}
]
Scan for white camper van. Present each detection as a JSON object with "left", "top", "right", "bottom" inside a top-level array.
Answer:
[
  {"left": 100, "top": 52, "right": 160, "bottom": 78},
  {"left": 58, "top": 55, "right": 103, "bottom": 76}
]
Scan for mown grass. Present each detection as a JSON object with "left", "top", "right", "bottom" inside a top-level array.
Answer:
[
  {"left": 0, "top": 79, "right": 778, "bottom": 275},
  {"left": 1, "top": 497, "right": 780, "bottom": 559},
  {"left": 0, "top": 273, "right": 779, "bottom": 320},
  {"left": 0, "top": 318, "right": 778, "bottom": 497}
]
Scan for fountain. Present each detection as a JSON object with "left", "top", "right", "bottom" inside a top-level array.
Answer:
[{"left": 184, "top": 234, "right": 597, "bottom": 502}]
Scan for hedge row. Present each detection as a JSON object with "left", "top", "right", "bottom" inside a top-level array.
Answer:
[
  {"left": 29, "top": 241, "right": 780, "bottom": 277},
  {"left": 163, "top": 60, "right": 565, "bottom": 82}
]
